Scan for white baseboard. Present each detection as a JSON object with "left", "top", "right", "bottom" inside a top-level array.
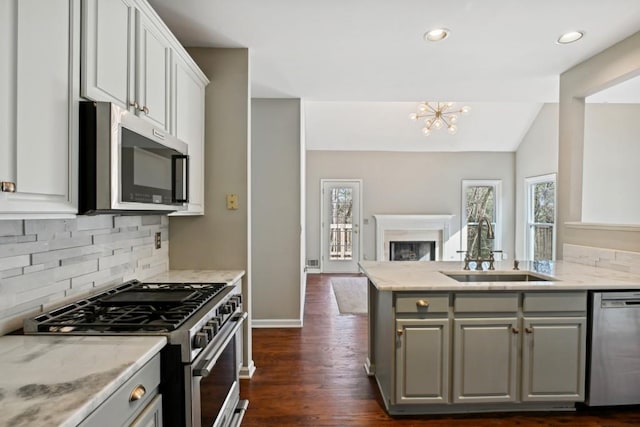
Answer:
[
  {"left": 239, "top": 360, "right": 256, "bottom": 379},
  {"left": 252, "top": 318, "right": 303, "bottom": 328},
  {"left": 306, "top": 267, "right": 321, "bottom": 274}
]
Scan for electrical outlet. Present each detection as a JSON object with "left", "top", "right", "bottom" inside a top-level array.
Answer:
[{"left": 155, "top": 232, "right": 161, "bottom": 249}]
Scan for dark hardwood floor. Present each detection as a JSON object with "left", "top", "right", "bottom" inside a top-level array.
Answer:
[{"left": 240, "top": 274, "right": 640, "bottom": 426}]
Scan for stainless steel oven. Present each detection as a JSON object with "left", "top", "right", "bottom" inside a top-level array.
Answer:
[
  {"left": 24, "top": 280, "right": 248, "bottom": 427},
  {"left": 190, "top": 312, "right": 247, "bottom": 427}
]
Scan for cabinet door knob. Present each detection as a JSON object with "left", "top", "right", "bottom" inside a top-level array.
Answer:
[
  {"left": 129, "top": 385, "right": 146, "bottom": 402},
  {"left": 512, "top": 327, "right": 520, "bottom": 334},
  {"left": 525, "top": 327, "right": 533, "bottom": 334},
  {"left": 416, "top": 299, "right": 430, "bottom": 308},
  {"left": 129, "top": 101, "right": 139, "bottom": 110},
  {"left": 397, "top": 329, "right": 403, "bottom": 336},
  {"left": 142, "top": 105, "right": 150, "bottom": 114},
  {"left": 1, "top": 181, "right": 16, "bottom": 193}
]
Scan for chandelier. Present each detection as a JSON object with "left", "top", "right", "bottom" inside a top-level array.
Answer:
[{"left": 409, "top": 102, "right": 470, "bottom": 136}]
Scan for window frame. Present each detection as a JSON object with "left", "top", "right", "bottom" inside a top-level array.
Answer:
[
  {"left": 461, "top": 179, "right": 503, "bottom": 260},
  {"left": 525, "top": 173, "right": 556, "bottom": 261}
]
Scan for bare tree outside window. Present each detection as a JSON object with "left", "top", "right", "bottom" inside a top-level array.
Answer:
[
  {"left": 465, "top": 185, "right": 496, "bottom": 259},
  {"left": 528, "top": 178, "right": 555, "bottom": 261}
]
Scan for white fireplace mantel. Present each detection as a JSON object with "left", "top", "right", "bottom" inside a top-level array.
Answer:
[{"left": 374, "top": 214, "right": 455, "bottom": 261}]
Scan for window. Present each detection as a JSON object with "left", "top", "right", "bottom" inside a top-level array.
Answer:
[
  {"left": 328, "top": 186, "right": 353, "bottom": 260},
  {"left": 461, "top": 180, "right": 502, "bottom": 260},
  {"left": 525, "top": 174, "right": 556, "bottom": 261}
]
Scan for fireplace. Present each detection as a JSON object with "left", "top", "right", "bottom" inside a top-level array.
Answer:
[
  {"left": 390, "top": 241, "right": 436, "bottom": 261},
  {"left": 374, "top": 214, "right": 455, "bottom": 261}
]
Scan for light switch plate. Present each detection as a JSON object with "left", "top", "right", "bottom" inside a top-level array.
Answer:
[{"left": 226, "top": 194, "right": 239, "bottom": 210}]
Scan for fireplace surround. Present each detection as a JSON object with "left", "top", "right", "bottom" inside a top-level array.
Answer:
[{"left": 374, "top": 214, "right": 455, "bottom": 261}]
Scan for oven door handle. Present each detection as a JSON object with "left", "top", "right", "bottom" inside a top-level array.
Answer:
[{"left": 193, "top": 312, "right": 247, "bottom": 378}]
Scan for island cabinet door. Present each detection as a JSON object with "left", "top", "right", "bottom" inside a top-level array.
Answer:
[
  {"left": 521, "top": 317, "right": 586, "bottom": 402},
  {"left": 452, "top": 317, "right": 518, "bottom": 403},
  {"left": 395, "top": 318, "right": 450, "bottom": 404}
]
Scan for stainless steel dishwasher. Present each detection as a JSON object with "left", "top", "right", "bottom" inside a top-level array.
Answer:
[{"left": 587, "top": 291, "right": 640, "bottom": 406}]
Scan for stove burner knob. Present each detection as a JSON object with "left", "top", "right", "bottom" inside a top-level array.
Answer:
[
  {"left": 207, "top": 319, "right": 220, "bottom": 333},
  {"left": 193, "top": 332, "right": 209, "bottom": 349},
  {"left": 221, "top": 304, "right": 232, "bottom": 315},
  {"left": 202, "top": 325, "right": 215, "bottom": 340}
]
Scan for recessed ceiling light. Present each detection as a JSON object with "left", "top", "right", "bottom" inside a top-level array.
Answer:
[
  {"left": 424, "top": 28, "right": 450, "bottom": 42},
  {"left": 557, "top": 31, "right": 584, "bottom": 44}
]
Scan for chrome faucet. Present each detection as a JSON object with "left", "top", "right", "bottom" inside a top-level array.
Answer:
[{"left": 474, "top": 216, "right": 495, "bottom": 271}]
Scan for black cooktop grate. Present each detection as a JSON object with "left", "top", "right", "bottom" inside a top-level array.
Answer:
[{"left": 29, "top": 280, "right": 227, "bottom": 333}]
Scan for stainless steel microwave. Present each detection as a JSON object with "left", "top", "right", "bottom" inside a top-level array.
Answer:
[{"left": 79, "top": 101, "right": 189, "bottom": 214}]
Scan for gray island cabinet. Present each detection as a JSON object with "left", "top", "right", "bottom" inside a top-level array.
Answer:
[{"left": 360, "top": 260, "right": 598, "bottom": 415}]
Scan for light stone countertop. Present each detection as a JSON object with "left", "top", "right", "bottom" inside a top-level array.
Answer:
[
  {"left": 359, "top": 260, "right": 640, "bottom": 291},
  {"left": 0, "top": 270, "right": 244, "bottom": 427},
  {"left": 145, "top": 269, "right": 245, "bottom": 284},
  {"left": 0, "top": 335, "right": 166, "bottom": 427}
]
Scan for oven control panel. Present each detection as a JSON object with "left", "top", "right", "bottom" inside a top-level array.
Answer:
[{"left": 193, "top": 294, "right": 243, "bottom": 349}]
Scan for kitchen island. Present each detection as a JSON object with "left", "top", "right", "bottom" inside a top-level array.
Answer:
[{"left": 360, "top": 260, "right": 640, "bottom": 415}]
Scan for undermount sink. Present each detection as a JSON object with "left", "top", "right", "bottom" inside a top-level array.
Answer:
[{"left": 443, "top": 272, "right": 554, "bottom": 283}]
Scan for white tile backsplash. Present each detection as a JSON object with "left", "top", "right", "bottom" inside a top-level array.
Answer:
[
  {"left": 0, "top": 214, "right": 169, "bottom": 334},
  {"left": 563, "top": 244, "right": 640, "bottom": 274}
]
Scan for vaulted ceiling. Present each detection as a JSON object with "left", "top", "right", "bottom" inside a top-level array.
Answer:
[{"left": 149, "top": 0, "right": 640, "bottom": 151}]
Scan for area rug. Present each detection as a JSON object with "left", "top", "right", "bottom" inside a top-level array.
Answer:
[{"left": 331, "top": 276, "right": 368, "bottom": 314}]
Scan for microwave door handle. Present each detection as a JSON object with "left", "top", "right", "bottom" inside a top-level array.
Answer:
[{"left": 171, "top": 154, "right": 189, "bottom": 203}]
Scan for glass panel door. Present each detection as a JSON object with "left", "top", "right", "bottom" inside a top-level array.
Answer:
[{"left": 321, "top": 180, "right": 361, "bottom": 273}]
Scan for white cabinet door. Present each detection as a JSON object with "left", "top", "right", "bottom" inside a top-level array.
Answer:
[
  {"left": 521, "top": 316, "right": 586, "bottom": 402},
  {"left": 136, "top": 10, "right": 171, "bottom": 131},
  {"left": 396, "top": 318, "right": 450, "bottom": 404},
  {"left": 453, "top": 317, "right": 519, "bottom": 403},
  {"left": 0, "top": 0, "right": 78, "bottom": 217},
  {"left": 0, "top": 1, "right": 15, "bottom": 184},
  {"left": 169, "top": 54, "right": 206, "bottom": 215},
  {"left": 82, "top": 0, "right": 171, "bottom": 131},
  {"left": 81, "top": 0, "right": 135, "bottom": 108}
]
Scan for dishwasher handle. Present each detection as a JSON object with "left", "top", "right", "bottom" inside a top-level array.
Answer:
[{"left": 601, "top": 299, "right": 640, "bottom": 308}]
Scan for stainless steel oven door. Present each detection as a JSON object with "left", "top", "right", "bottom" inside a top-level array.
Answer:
[{"left": 188, "top": 312, "right": 247, "bottom": 427}]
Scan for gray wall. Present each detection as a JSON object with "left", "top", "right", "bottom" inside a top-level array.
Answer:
[
  {"left": 558, "top": 31, "right": 640, "bottom": 255},
  {"left": 583, "top": 104, "right": 640, "bottom": 224},
  {"left": 169, "top": 48, "right": 253, "bottom": 372},
  {"left": 0, "top": 215, "right": 168, "bottom": 334},
  {"left": 251, "top": 99, "right": 302, "bottom": 325},
  {"left": 306, "top": 151, "right": 516, "bottom": 264},
  {"left": 514, "top": 103, "right": 559, "bottom": 259}
]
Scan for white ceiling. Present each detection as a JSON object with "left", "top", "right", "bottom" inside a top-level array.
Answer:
[{"left": 148, "top": 0, "right": 640, "bottom": 151}]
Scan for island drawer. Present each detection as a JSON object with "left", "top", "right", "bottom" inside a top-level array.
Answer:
[
  {"left": 78, "top": 353, "right": 160, "bottom": 427},
  {"left": 454, "top": 293, "right": 519, "bottom": 313},
  {"left": 395, "top": 293, "right": 449, "bottom": 313},
  {"left": 523, "top": 291, "right": 587, "bottom": 313}
]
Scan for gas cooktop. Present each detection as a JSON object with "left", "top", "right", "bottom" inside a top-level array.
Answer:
[{"left": 24, "top": 280, "right": 228, "bottom": 333}]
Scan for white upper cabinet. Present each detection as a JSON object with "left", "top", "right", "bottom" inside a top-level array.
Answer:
[
  {"left": 0, "top": 0, "right": 79, "bottom": 218},
  {"left": 80, "top": 0, "right": 134, "bottom": 108},
  {"left": 82, "top": 0, "right": 171, "bottom": 131},
  {"left": 170, "top": 53, "right": 207, "bottom": 215},
  {"left": 82, "top": 0, "right": 208, "bottom": 214},
  {"left": 135, "top": 9, "right": 171, "bottom": 130}
]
